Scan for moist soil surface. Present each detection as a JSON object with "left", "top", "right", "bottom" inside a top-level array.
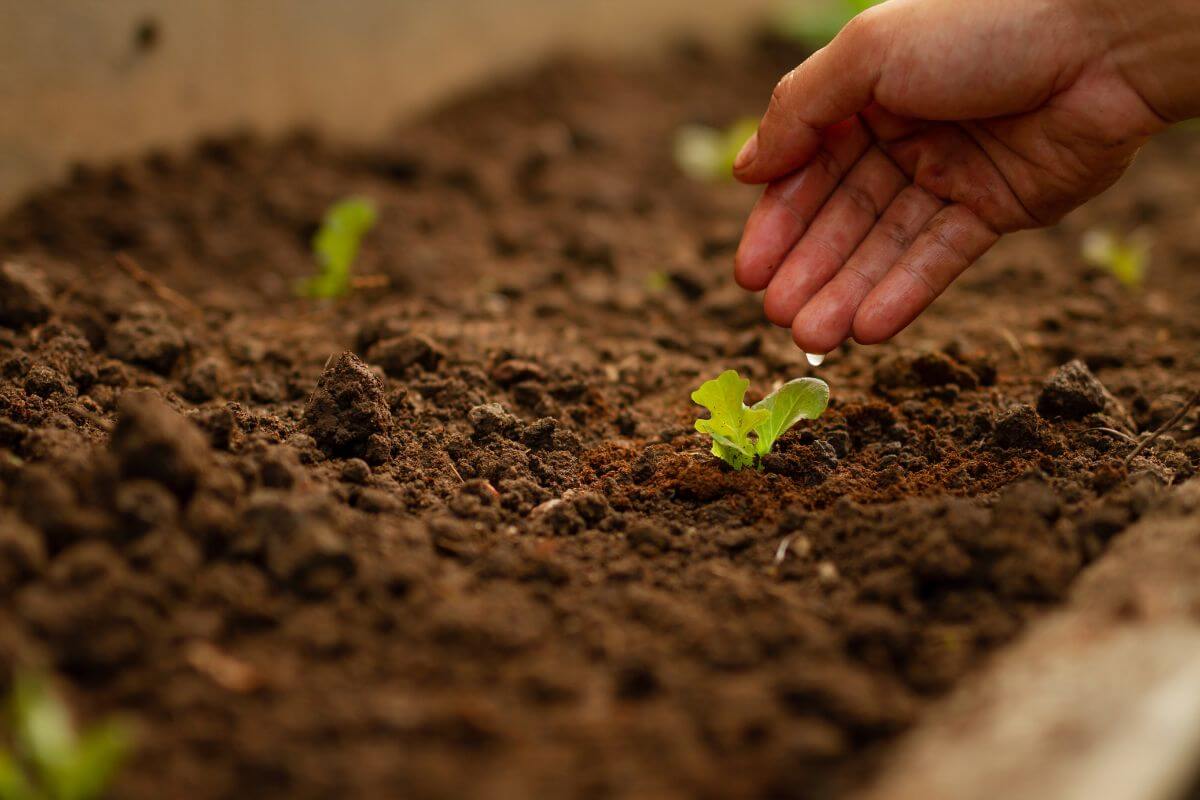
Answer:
[{"left": 2, "top": 37, "right": 1200, "bottom": 800}]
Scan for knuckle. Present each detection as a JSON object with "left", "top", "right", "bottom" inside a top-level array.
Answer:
[
  {"left": 762, "top": 285, "right": 799, "bottom": 328},
  {"left": 877, "top": 217, "right": 912, "bottom": 250},
  {"left": 894, "top": 258, "right": 939, "bottom": 299},
  {"left": 811, "top": 147, "right": 842, "bottom": 181},
  {"left": 841, "top": 264, "right": 875, "bottom": 292},
  {"left": 809, "top": 235, "right": 845, "bottom": 264},
  {"left": 926, "top": 215, "right": 970, "bottom": 265},
  {"left": 842, "top": 181, "right": 880, "bottom": 218}
]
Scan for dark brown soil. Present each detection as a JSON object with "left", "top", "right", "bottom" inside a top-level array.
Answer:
[{"left": 1, "top": 36, "right": 1199, "bottom": 800}]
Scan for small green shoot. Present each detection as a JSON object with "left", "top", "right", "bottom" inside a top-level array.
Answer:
[
  {"left": 771, "top": 0, "right": 885, "bottom": 45},
  {"left": 692, "top": 370, "right": 830, "bottom": 470},
  {"left": 296, "top": 197, "right": 378, "bottom": 299},
  {"left": 673, "top": 118, "right": 760, "bottom": 182},
  {"left": 0, "top": 672, "right": 131, "bottom": 800},
  {"left": 1081, "top": 229, "right": 1150, "bottom": 289},
  {"left": 644, "top": 270, "right": 671, "bottom": 293}
]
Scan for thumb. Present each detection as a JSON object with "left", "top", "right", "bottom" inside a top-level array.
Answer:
[{"left": 734, "top": 11, "right": 887, "bottom": 184}]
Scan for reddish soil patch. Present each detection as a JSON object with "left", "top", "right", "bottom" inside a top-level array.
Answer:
[{"left": 1, "top": 38, "right": 1198, "bottom": 800}]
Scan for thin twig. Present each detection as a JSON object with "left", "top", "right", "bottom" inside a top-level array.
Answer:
[
  {"left": 1124, "top": 390, "right": 1200, "bottom": 466},
  {"left": 773, "top": 535, "right": 795, "bottom": 566},
  {"left": 446, "top": 456, "right": 465, "bottom": 484},
  {"left": 1089, "top": 427, "right": 1138, "bottom": 444},
  {"left": 114, "top": 252, "right": 202, "bottom": 320},
  {"left": 350, "top": 274, "right": 390, "bottom": 291},
  {"left": 998, "top": 327, "right": 1025, "bottom": 362},
  {"left": 64, "top": 403, "right": 112, "bottom": 433}
]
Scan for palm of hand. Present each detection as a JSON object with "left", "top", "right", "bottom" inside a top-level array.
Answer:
[{"left": 734, "top": 6, "right": 1164, "bottom": 354}]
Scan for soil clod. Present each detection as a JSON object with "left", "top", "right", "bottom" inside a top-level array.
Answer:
[
  {"left": 302, "top": 352, "right": 393, "bottom": 459},
  {"left": 0, "top": 261, "right": 53, "bottom": 328},
  {"left": 1037, "top": 359, "right": 1108, "bottom": 419}
]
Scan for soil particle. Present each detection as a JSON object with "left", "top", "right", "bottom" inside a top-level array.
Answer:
[
  {"left": 113, "top": 479, "right": 181, "bottom": 539},
  {"left": 1037, "top": 359, "right": 1107, "bottom": 419},
  {"left": 530, "top": 497, "right": 586, "bottom": 536},
  {"left": 763, "top": 437, "right": 839, "bottom": 483},
  {"left": 110, "top": 391, "right": 211, "bottom": 501},
  {"left": 497, "top": 477, "right": 551, "bottom": 514},
  {"left": 243, "top": 492, "right": 354, "bottom": 596},
  {"left": 180, "top": 357, "right": 226, "bottom": 402},
  {"left": 874, "top": 350, "right": 979, "bottom": 394},
  {"left": 992, "top": 404, "right": 1048, "bottom": 450},
  {"left": 23, "top": 365, "right": 75, "bottom": 398},
  {"left": 520, "top": 416, "right": 560, "bottom": 450},
  {"left": 626, "top": 519, "right": 674, "bottom": 551},
  {"left": 490, "top": 358, "right": 546, "bottom": 387},
  {"left": 467, "top": 402, "right": 521, "bottom": 439},
  {"left": 0, "top": 262, "right": 54, "bottom": 328},
  {"left": 0, "top": 513, "right": 47, "bottom": 589},
  {"left": 302, "top": 352, "right": 393, "bottom": 460},
  {"left": 105, "top": 303, "right": 188, "bottom": 374},
  {"left": 366, "top": 333, "right": 444, "bottom": 376},
  {"left": 339, "top": 458, "right": 371, "bottom": 484}
]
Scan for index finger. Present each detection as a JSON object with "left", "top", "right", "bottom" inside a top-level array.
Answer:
[{"left": 733, "top": 9, "right": 888, "bottom": 184}]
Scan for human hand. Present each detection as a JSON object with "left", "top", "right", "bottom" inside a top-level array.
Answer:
[{"left": 733, "top": 0, "right": 1190, "bottom": 355}]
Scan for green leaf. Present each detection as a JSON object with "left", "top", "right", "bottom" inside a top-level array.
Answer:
[
  {"left": 56, "top": 722, "right": 131, "bottom": 800},
  {"left": 692, "top": 370, "right": 768, "bottom": 470},
  {"left": 706, "top": 431, "right": 756, "bottom": 471},
  {"left": 1081, "top": 229, "right": 1149, "bottom": 289},
  {"left": 297, "top": 197, "right": 378, "bottom": 299},
  {"left": 673, "top": 118, "right": 759, "bottom": 182},
  {"left": 6, "top": 673, "right": 131, "bottom": 800},
  {"left": 11, "top": 674, "right": 75, "bottom": 784},
  {"left": 751, "top": 378, "right": 830, "bottom": 456},
  {"left": 0, "top": 749, "right": 34, "bottom": 800}
]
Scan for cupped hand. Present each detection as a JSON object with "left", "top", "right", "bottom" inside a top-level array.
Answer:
[{"left": 733, "top": 0, "right": 1169, "bottom": 354}]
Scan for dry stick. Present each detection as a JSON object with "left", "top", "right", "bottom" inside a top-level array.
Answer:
[
  {"left": 1090, "top": 427, "right": 1138, "bottom": 444},
  {"left": 773, "top": 535, "right": 795, "bottom": 566},
  {"left": 1124, "top": 390, "right": 1200, "bottom": 466},
  {"left": 114, "top": 252, "right": 203, "bottom": 320},
  {"left": 445, "top": 454, "right": 465, "bottom": 484},
  {"left": 350, "top": 274, "right": 390, "bottom": 291}
]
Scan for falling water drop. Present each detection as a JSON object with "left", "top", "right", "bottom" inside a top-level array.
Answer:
[{"left": 805, "top": 352, "right": 826, "bottom": 367}]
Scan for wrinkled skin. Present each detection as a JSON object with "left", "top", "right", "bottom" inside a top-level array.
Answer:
[{"left": 733, "top": 0, "right": 1200, "bottom": 354}]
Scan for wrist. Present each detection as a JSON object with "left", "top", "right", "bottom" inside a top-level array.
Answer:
[{"left": 1085, "top": 0, "right": 1200, "bottom": 123}]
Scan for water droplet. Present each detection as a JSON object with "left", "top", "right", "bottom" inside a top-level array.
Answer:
[{"left": 805, "top": 352, "right": 826, "bottom": 367}]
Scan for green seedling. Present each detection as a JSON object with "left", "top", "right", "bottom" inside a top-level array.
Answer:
[
  {"left": 673, "top": 118, "right": 760, "bottom": 182},
  {"left": 692, "top": 370, "right": 829, "bottom": 470},
  {"left": 0, "top": 673, "right": 131, "bottom": 800},
  {"left": 644, "top": 270, "right": 671, "bottom": 293},
  {"left": 1081, "top": 229, "right": 1150, "bottom": 289},
  {"left": 771, "top": 0, "right": 886, "bottom": 45},
  {"left": 296, "top": 197, "right": 378, "bottom": 299}
]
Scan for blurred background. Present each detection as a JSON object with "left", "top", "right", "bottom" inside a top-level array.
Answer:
[{"left": 0, "top": 0, "right": 849, "bottom": 210}]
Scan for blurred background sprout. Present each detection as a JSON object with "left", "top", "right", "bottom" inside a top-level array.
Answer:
[
  {"left": 1081, "top": 229, "right": 1152, "bottom": 290},
  {"left": 771, "top": 0, "right": 885, "bottom": 45},
  {"left": 296, "top": 197, "right": 379, "bottom": 299},
  {"left": 673, "top": 118, "right": 760, "bottom": 182},
  {"left": 0, "top": 673, "right": 131, "bottom": 800}
]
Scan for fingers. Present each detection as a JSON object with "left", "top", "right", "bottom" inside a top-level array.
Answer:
[
  {"left": 791, "top": 185, "right": 944, "bottom": 354},
  {"left": 853, "top": 206, "right": 999, "bottom": 344},
  {"left": 761, "top": 147, "right": 908, "bottom": 327},
  {"left": 734, "top": 10, "right": 888, "bottom": 184},
  {"left": 733, "top": 118, "right": 871, "bottom": 291}
]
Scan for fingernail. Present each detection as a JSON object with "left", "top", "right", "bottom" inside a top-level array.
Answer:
[{"left": 733, "top": 133, "right": 758, "bottom": 172}]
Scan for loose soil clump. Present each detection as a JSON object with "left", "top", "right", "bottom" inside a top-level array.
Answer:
[{"left": 1, "top": 37, "right": 1198, "bottom": 800}]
